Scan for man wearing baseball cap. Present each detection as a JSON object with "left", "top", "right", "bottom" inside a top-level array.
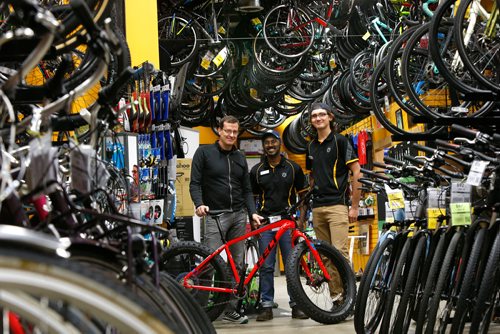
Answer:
[
  {"left": 306, "top": 102, "right": 362, "bottom": 310},
  {"left": 250, "top": 130, "right": 309, "bottom": 321}
]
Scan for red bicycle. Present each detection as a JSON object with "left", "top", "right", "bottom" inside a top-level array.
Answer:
[{"left": 160, "top": 190, "right": 356, "bottom": 324}]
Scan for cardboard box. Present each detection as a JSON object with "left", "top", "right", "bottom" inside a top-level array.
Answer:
[{"left": 175, "top": 159, "right": 195, "bottom": 217}]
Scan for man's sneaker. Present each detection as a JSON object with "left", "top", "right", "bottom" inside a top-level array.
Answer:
[
  {"left": 222, "top": 311, "right": 249, "bottom": 324},
  {"left": 291, "top": 306, "right": 309, "bottom": 319},
  {"left": 256, "top": 307, "right": 273, "bottom": 321}
]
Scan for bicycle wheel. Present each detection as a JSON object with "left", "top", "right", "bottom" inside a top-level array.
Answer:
[
  {"left": 394, "top": 233, "right": 429, "bottom": 333},
  {"left": 425, "top": 230, "right": 465, "bottom": 334},
  {"left": 454, "top": 0, "right": 500, "bottom": 93},
  {"left": 159, "top": 241, "right": 231, "bottom": 322},
  {"left": 354, "top": 235, "right": 396, "bottom": 333},
  {"left": 0, "top": 243, "right": 173, "bottom": 333},
  {"left": 159, "top": 272, "right": 217, "bottom": 334},
  {"left": 380, "top": 236, "right": 412, "bottom": 333},
  {"left": 158, "top": 11, "right": 199, "bottom": 68},
  {"left": 415, "top": 230, "right": 449, "bottom": 334},
  {"left": 451, "top": 226, "right": 488, "bottom": 333},
  {"left": 470, "top": 230, "right": 500, "bottom": 334},
  {"left": 263, "top": 4, "right": 315, "bottom": 58},
  {"left": 285, "top": 239, "right": 356, "bottom": 324}
]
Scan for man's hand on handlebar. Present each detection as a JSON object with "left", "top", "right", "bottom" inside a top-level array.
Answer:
[
  {"left": 251, "top": 213, "right": 264, "bottom": 230},
  {"left": 195, "top": 205, "right": 210, "bottom": 217}
]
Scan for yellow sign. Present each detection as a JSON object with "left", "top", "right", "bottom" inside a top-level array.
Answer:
[{"left": 450, "top": 203, "right": 471, "bottom": 226}]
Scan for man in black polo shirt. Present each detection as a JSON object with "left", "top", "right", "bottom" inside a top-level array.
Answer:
[
  {"left": 250, "top": 130, "right": 309, "bottom": 321},
  {"left": 306, "top": 102, "right": 362, "bottom": 305}
]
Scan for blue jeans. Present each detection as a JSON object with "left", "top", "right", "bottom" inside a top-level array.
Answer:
[{"left": 258, "top": 229, "right": 296, "bottom": 308}]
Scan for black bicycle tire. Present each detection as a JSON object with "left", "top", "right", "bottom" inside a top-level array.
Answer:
[
  {"left": 159, "top": 272, "right": 217, "bottom": 334},
  {"left": 285, "top": 239, "right": 356, "bottom": 324},
  {"left": 379, "top": 236, "right": 412, "bottom": 333},
  {"left": 451, "top": 227, "right": 488, "bottom": 333},
  {"left": 354, "top": 236, "right": 395, "bottom": 333},
  {"left": 415, "top": 231, "right": 449, "bottom": 334},
  {"left": 428, "top": 0, "right": 491, "bottom": 94},
  {"left": 469, "top": 230, "right": 500, "bottom": 334},
  {"left": 394, "top": 233, "right": 428, "bottom": 333},
  {"left": 454, "top": 0, "right": 500, "bottom": 93},
  {"left": 0, "top": 244, "right": 174, "bottom": 333},
  {"left": 401, "top": 23, "right": 496, "bottom": 119},
  {"left": 159, "top": 241, "right": 232, "bottom": 322},
  {"left": 425, "top": 230, "right": 464, "bottom": 334}
]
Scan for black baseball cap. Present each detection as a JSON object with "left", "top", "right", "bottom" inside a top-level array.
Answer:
[
  {"left": 261, "top": 130, "right": 281, "bottom": 141},
  {"left": 311, "top": 102, "right": 333, "bottom": 113}
]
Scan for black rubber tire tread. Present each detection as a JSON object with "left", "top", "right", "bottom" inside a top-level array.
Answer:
[
  {"left": 67, "top": 243, "right": 187, "bottom": 333},
  {"left": 159, "top": 272, "right": 217, "bottom": 334},
  {"left": 380, "top": 236, "right": 412, "bottom": 333},
  {"left": 394, "top": 233, "right": 428, "bottom": 333},
  {"left": 415, "top": 231, "right": 449, "bottom": 334},
  {"left": 285, "top": 239, "right": 356, "bottom": 324},
  {"left": 470, "top": 231, "right": 500, "bottom": 334},
  {"left": 0, "top": 245, "right": 174, "bottom": 333},
  {"left": 354, "top": 236, "right": 395, "bottom": 333},
  {"left": 424, "top": 230, "right": 464, "bottom": 334},
  {"left": 159, "top": 241, "right": 232, "bottom": 322},
  {"left": 451, "top": 227, "right": 488, "bottom": 333}
]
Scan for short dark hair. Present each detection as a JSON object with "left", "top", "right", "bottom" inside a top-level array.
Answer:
[{"left": 219, "top": 115, "right": 240, "bottom": 129}]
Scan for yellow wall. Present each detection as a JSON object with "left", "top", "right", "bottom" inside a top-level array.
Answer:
[{"left": 125, "top": 0, "right": 159, "bottom": 68}]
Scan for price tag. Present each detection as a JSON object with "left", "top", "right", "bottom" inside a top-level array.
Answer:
[
  {"left": 385, "top": 185, "right": 405, "bottom": 209},
  {"left": 269, "top": 215, "right": 282, "bottom": 231},
  {"left": 161, "top": 84, "right": 170, "bottom": 92},
  {"left": 250, "top": 88, "right": 258, "bottom": 98},
  {"left": 241, "top": 52, "right": 249, "bottom": 66},
  {"left": 450, "top": 202, "right": 471, "bottom": 226},
  {"left": 427, "top": 187, "right": 445, "bottom": 208},
  {"left": 466, "top": 160, "right": 489, "bottom": 186},
  {"left": 427, "top": 208, "right": 444, "bottom": 229},
  {"left": 329, "top": 57, "right": 337, "bottom": 69},
  {"left": 385, "top": 202, "right": 394, "bottom": 223},
  {"left": 450, "top": 181, "right": 471, "bottom": 203},
  {"left": 362, "top": 31, "right": 371, "bottom": 40},
  {"left": 200, "top": 51, "right": 215, "bottom": 70},
  {"left": 212, "top": 47, "right": 228, "bottom": 68}
]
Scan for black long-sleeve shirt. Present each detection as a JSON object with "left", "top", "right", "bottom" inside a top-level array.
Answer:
[{"left": 189, "top": 142, "right": 256, "bottom": 216}]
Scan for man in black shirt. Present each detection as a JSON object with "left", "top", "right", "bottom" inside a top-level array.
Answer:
[
  {"left": 190, "top": 115, "right": 262, "bottom": 324},
  {"left": 306, "top": 102, "right": 362, "bottom": 306},
  {"left": 250, "top": 130, "right": 309, "bottom": 321}
]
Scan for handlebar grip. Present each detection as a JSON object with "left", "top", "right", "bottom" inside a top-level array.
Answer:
[
  {"left": 435, "top": 166, "right": 463, "bottom": 179},
  {"left": 360, "top": 168, "right": 391, "bottom": 181},
  {"left": 411, "top": 143, "right": 436, "bottom": 155},
  {"left": 451, "top": 124, "right": 478, "bottom": 139},
  {"left": 51, "top": 113, "right": 88, "bottom": 131},
  {"left": 384, "top": 156, "right": 405, "bottom": 166},
  {"left": 70, "top": 0, "right": 100, "bottom": 36},
  {"left": 373, "top": 161, "right": 389, "bottom": 169},
  {"left": 435, "top": 139, "right": 460, "bottom": 152},
  {"left": 98, "top": 67, "right": 134, "bottom": 105},
  {"left": 403, "top": 155, "right": 425, "bottom": 166}
]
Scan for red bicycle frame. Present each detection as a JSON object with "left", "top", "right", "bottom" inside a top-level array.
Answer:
[{"left": 181, "top": 217, "right": 332, "bottom": 294}]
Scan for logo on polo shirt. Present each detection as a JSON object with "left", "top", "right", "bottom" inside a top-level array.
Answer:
[
  {"left": 327, "top": 147, "right": 332, "bottom": 153},
  {"left": 282, "top": 172, "right": 287, "bottom": 178}
]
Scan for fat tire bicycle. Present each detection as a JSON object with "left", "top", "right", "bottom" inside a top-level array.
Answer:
[{"left": 160, "top": 190, "right": 357, "bottom": 324}]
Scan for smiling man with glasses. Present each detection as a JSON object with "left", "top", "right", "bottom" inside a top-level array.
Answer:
[
  {"left": 306, "top": 102, "right": 362, "bottom": 313},
  {"left": 189, "top": 115, "right": 263, "bottom": 324}
]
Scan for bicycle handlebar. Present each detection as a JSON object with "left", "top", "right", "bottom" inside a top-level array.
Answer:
[{"left": 384, "top": 156, "right": 405, "bottom": 166}]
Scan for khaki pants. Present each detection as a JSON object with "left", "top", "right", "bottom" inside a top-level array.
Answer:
[{"left": 312, "top": 205, "right": 349, "bottom": 296}]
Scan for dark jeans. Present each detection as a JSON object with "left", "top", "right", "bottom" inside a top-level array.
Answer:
[{"left": 258, "top": 229, "right": 296, "bottom": 308}]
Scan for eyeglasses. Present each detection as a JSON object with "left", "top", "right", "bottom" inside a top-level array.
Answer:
[
  {"left": 311, "top": 112, "right": 329, "bottom": 119},
  {"left": 220, "top": 128, "right": 239, "bottom": 136}
]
